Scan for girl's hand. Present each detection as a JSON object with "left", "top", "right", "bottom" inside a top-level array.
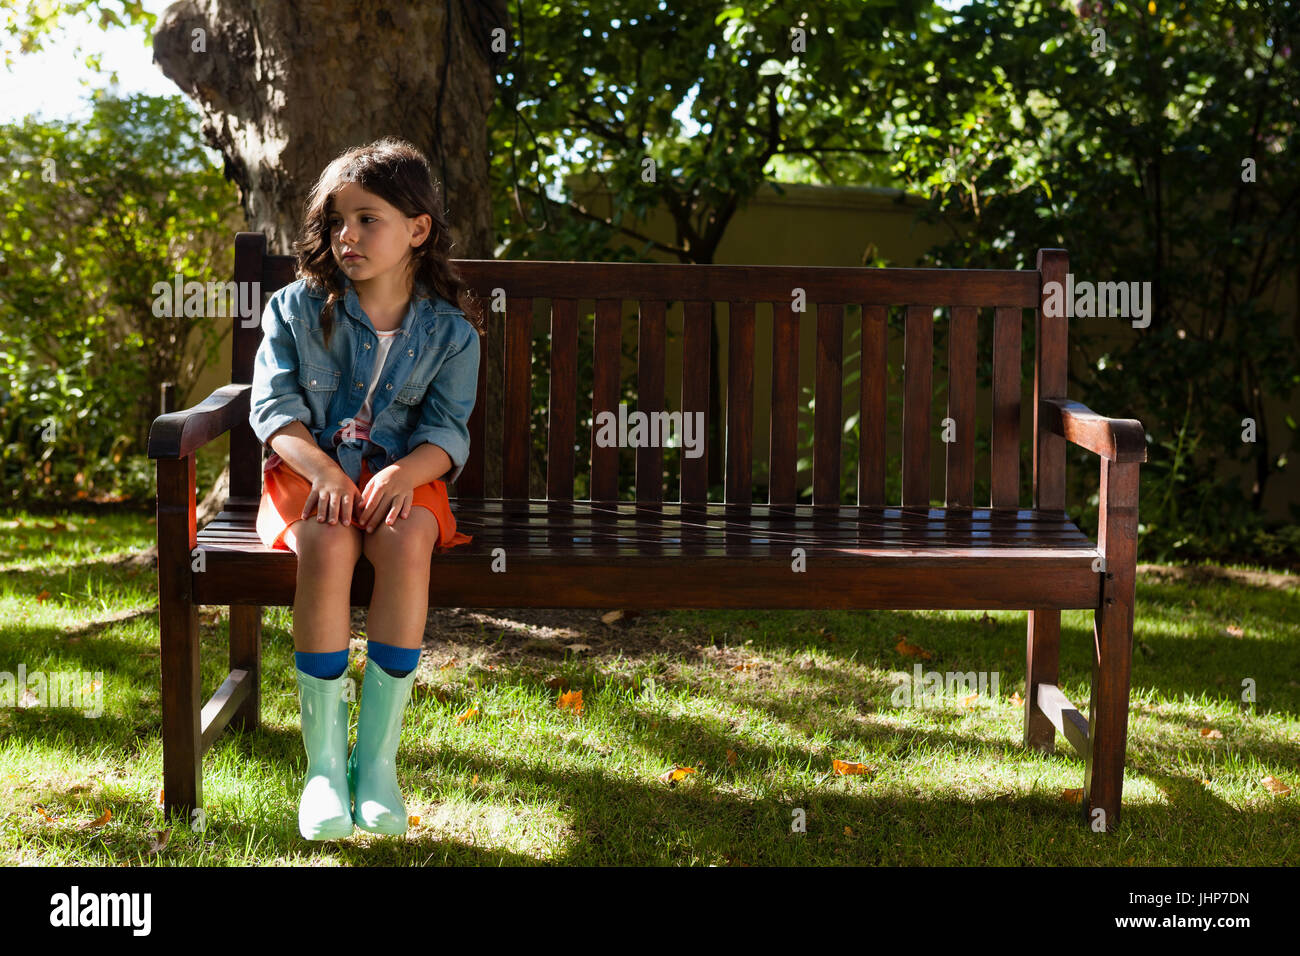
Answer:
[
  {"left": 358, "top": 465, "right": 418, "bottom": 532},
  {"left": 302, "top": 466, "right": 362, "bottom": 526}
]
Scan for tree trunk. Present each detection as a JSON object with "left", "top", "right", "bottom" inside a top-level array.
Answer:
[{"left": 152, "top": 0, "right": 510, "bottom": 497}]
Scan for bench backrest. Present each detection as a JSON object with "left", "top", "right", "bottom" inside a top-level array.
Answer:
[{"left": 231, "top": 233, "right": 1069, "bottom": 510}]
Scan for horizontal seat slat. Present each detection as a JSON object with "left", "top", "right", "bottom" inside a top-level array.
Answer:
[{"left": 193, "top": 549, "right": 1099, "bottom": 610}]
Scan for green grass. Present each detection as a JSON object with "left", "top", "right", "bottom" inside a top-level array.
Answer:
[{"left": 1, "top": 509, "right": 1297, "bottom": 865}]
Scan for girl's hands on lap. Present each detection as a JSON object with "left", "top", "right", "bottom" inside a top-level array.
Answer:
[
  {"left": 302, "top": 466, "right": 362, "bottom": 526},
  {"left": 358, "top": 464, "right": 418, "bottom": 532}
]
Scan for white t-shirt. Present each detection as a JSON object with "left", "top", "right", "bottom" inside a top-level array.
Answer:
[{"left": 352, "top": 328, "right": 401, "bottom": 435}]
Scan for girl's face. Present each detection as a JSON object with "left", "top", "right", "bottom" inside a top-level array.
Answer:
[{"left": 327, "top": 182, "right": 431, "bottom": 285}]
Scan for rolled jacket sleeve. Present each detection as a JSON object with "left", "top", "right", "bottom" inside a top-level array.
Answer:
[
  {"left": 408, "top": 322, "right": 480, "bottom": 484},
  {"left": 249, "top": 288, "right": 313, "bottom": 444}
]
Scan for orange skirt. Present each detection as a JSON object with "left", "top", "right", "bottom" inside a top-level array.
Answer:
[{"left": 256, "top": 457, "right": 472, "bottom": 553}]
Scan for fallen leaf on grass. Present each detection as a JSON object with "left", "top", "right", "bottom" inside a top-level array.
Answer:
[
  {"left": 894, "top": 638, "right": 932, "bottom": 660},
  {"left": 454, "top": 707, "right": 479, "bottom": 725},
  {"left": 725, "top": 749, "right": 738, "bottom": 765},
  {"left": 844, "top": 825, "right": 853, "bottom": 836},
  {"left": 1224, "top": 625, "right": 1245, "bottom": 639},
  {"left": 1061, "top": 788, "right": 1084, "bottom": 804},
  {"left": 1010, "top": 691, "right": 1024, "bottom": 706},
  {"left": 1199, "top": 727, "right": 1223, "bottom": 739},
  {"left": 544, "top": 675, "right": 569, "bottom": 691},
  {"left": 80, "top": 809, "right": 111, "bottom": 829},
  {"left": 565, "top": 644, "right": 591, "bottom": 654},
  {"left": 658, "top": 766, "right": 696, "bottom": 785},
  {"left": 1262, "top": 776, "right": 1292, "bottom": 796},
  {"left": 832, "top": 759, "right": 873, "bottom": 776},
  {"left": 35, "top": 805, "right": 59, "bottom": 823},
  {"left": 961, "top": 693, "right": 980, "bottom": 710},
  {"left": 36, "top": 590, "right": 51, "bottom": 603},
  {"left": 600, "top": 610, "right": 624, "bottom": 625},
  {"left": 147, "top": 829, "right": 170, "bottom": 855},
  {"left": 557, "top": 689, "right": 583, "bottom": 715},
  {"left": 408, "top": 815, "right": 421, "bottom": 827},
  {"left": 156, "top": 788, "right": 164, "bottom": 806},
  {"left": 730, "top": 661, "right": 753, "bottom": 672}
]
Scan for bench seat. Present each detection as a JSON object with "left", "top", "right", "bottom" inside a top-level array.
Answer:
[{"left": 193, "top": 499, "right": 1102, "bottom": 610}]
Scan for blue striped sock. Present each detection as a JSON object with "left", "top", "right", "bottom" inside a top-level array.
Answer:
[
  {"left": 366, "top": 639, "right": 420, "bottom": 678},
  {"left": 295, "top": 649, "right": 349, "bottom": 680}
]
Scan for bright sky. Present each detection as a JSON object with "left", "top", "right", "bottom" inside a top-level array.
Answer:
[{"left": 0, "top": 0, "right": 176, "bottom": 125}]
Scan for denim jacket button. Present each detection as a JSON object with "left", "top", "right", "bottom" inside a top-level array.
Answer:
[
  {"left": 363, "top": 342, "right": 371, "bottom": 349},
  {"left": 407, "top": 349, "right": 414, "bottom": 357},
  {"left": 385, "top": 383, "right": 393, "bottom": 390},
  {"left": 355, "top": 381, "right": 363, "bottom": 388},
  {"left": 310, "top": 379, "right": 317, "bottom": 386}
]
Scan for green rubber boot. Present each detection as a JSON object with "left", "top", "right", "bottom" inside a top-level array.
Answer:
[
  {"left": 347, "top": 660, "right": 419, "bottom": 835},
  {"left": 294, "top": 668, "right": 355, "bottom": 841}
]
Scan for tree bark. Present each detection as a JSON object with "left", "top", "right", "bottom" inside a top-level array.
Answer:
[{"left": 153, "top": 0, "right": 510, "bottom": 497}]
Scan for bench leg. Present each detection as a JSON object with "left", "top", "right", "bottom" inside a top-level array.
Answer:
[
  {"left": 1024, "top": 610, "right": 1060, "bottom": 752},
  {"left": 1083, "top": 458, "right": 1140, "bottom": 832},
  {"left": 1084, "top": 596, "right": 1135, "bottom": 831},
  {"left": 229, "top": 606, "right": 262, "bottom": 732},
  {"left": 157, "top": 456, "right": 203, "bottom": 826}
]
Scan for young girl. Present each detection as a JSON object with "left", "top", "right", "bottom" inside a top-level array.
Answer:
[{"left": 248, "top": 138, "right": 481, "bottom": 840}]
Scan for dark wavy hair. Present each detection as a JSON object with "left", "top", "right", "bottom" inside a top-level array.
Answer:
[{"left": 292, "top": 137, "right": 483, "bottom": 343}]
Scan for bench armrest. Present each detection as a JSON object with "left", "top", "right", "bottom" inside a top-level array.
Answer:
[
  {"left": 1041, "top": 398, "right": 1147, "bottom": 463},
  {"left": 147, "top": 384, "right": 252, "bottom": 460}
]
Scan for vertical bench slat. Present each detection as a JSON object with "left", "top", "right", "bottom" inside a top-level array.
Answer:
[
  {"left": 546, "top": 298, "right": 578, "bottom": 500},
  {"left": 858, "top": 305, "right": 887, "bottom": 506},
  {"left": 680, "top": 300, "right": 711, "bottom": 503},
  {"left": 902, "top": 304, "right": 934, "bottom": 508},
  {"left": 813, "top": 303, "right": 844, "bottom": 506},
  {"left": 1034, "top": 250, "right": 1069, "bottom": 511},
  {"left": 725, "top": 301, "right": 755, "bottom": 506},
  {"left": 502, "top": 296, "right": 532, "bottom": 499},
  {"left": 229, "top": 233, "right": 266, "bottom": 501},
  {"left": 636, "top": 299, "right": 666, "bottom": 503},
  {"left": 591, "top": 298, "right": 623, "bottom": 502},
  {"left": 991, "top": 304, "right": 1022, "bottom": 508},
  {"left": 945, "top": 305, "right": 978, "bottom": 508},
  {"left": 458, "top": 289, "right": 489, "bottom": 498},
  {"left": 461, "top": 348, "right": 488, "bottom": 497},
  {"left": 768, "top": 300, "right": 800, "bottom": 505}
]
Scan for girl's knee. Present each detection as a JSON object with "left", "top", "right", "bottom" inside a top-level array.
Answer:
[
  {"left": 290, "top": 519, "right": 363, "bottom": 568},
  {"left": 362, "top": 510, "right": 438, "bottom": 566}
]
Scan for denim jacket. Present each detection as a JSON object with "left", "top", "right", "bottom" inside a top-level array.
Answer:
[{"left": 248, "top": 270, "right": 480, "bottom": 486}]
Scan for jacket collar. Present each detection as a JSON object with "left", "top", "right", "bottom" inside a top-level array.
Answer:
[{"left": 322, "top": 268, "right": 439, "bottom": 338}]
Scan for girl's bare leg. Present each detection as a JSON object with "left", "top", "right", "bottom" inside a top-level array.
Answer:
[
  {"left": 284, "top": 519, "right": 363, "bottom": 652},
  {"left": 361, "top": 508, "right": 438, "bottom": 649}
]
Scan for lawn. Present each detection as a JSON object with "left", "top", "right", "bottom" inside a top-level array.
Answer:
[{"left": 1, "top": 510, "right": 1296, "bottom": 865}]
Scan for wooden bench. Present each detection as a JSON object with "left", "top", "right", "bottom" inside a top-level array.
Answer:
[{"left": 149, "top": 232, "right": 1146, "bottom": 832}]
